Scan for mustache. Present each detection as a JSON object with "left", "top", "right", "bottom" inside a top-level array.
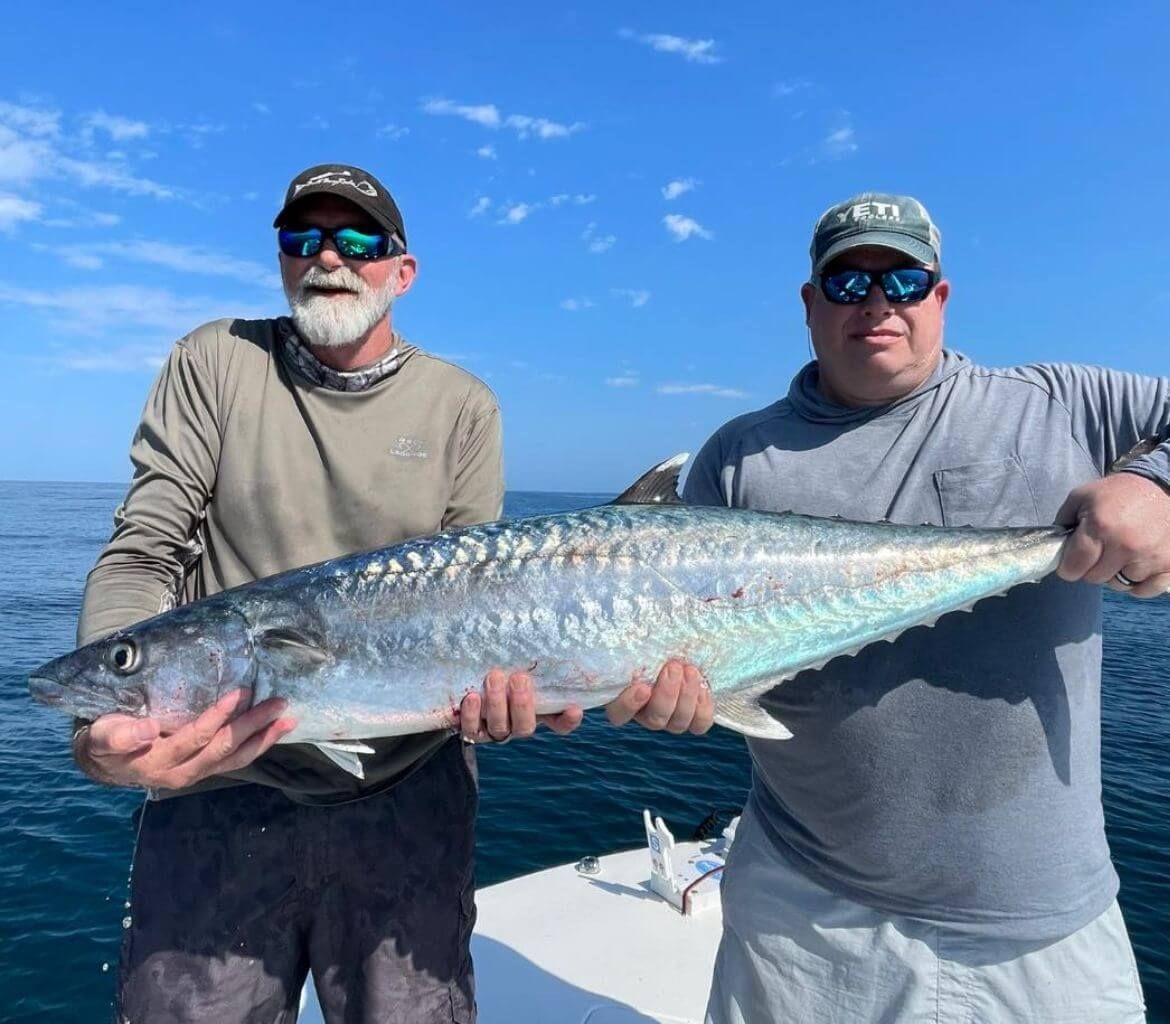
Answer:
[{"left": 297, "top": 266, "right": 367, "bottom": 297}]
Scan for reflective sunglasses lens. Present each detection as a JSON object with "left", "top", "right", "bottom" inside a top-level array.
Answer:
[
  {"left": 278, "top": 228, "right": 322, "bottom": 258},
  {"left": 883, "top": 268, "right": 934, "bottom": 303},
  {"left": 334, "top": 228, "right": 390, "bottom": 260},
  {"left": 822, "top": 270, "right": 872, "bottom": 303}
]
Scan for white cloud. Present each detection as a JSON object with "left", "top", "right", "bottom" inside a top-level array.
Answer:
[
  {"left": 606, "top": 373, "right": 640, "bottom": 387},
  {"left": 53, "top": 344, "right": 169, "bottom": 373},
  {"left": 488, "top": 193, "right": 597, "bottom": 227},
  {"left": 55, "top": 156, "right": 176, "bottom": 199},
  {"left": 469, "top": 196, "right": 492, "bottom": 218},
  {"left": 476, "top": 144, "right": 497, "bottom": 160},
  {"left": 582, "top": 221, "right": 616, "bottom": 253},
  {"left": 504, "top": 114, "right": 584, "bottom": 140},
  {"left": 499, "top": 203, "right": 532, "bottom": 225},
  {"left": 661, "top": 178, "right": 697, "bottom": 200},
  {"left": 0, "top": 124, "right": 52, "bottom": 185},
  {"left": 55, "top": 249, "right": 103, "bottom": 270},
  {"left": 783, "top": 117, "right": 861, "bottom": 167},
  {"left": 820, "top": 125, "right": 858, "bottom": 160},
  {"left": 421, "top": 97, "right": 501, "bottom": 128},
  {"left": 656, "top": 382, "right": 747, "bottom": 398},
  {"left": 378, "top": 123, "right": 410, "bottom": 141},
  {"left": 0, "top": 282, "right": 272, "bottom": 337},
  {"left": 252, "top": 102, "right": 271, "bottom": 115},
  {"left": 549, "top": 193, "right": 595, "bottom": 206},
  {"left": 620, "top": 29, "right": 722, "bottom": 64},
  {"left": 40, "top": 206, "right": 121, "bottom": 229},
  {"left": 560, "top": 297, "right": 595, "bottom": 312},
  {"left": 51, "top": 240, "right": 281, "bottom": 289},
  {"left": 0, "top": 102, "right": 186, "bottom": 220},
  {"left": 0, "top": 101, "right": 60, "bottom": 137},
  {"left": 612, "top": 288, "right": 650, "bottom": 308},
  {"left": 422, "top": 97, "right": 583, "bottom": 140},
  {"left": 179, "top": 122, "right": 226, "bottom": 149},
  {"left": 773, "top": 80, "right": 811, "bottom": 97},
  {"left": 0, "top": 194, "right": 42, "bottom": 229},
  {"left": 82, "top": 111, "right": 149, "bottom": 142},
  {"left": 663, "top": 213, "right": 713, "bottom": 242}
]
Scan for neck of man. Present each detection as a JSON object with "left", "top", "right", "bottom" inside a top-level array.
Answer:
[
  {"left": 307, "top": 315, "right": 396, "bottom": 371},
  {"left": 818, "top": 349, "right": 942, "bottom": 408}
]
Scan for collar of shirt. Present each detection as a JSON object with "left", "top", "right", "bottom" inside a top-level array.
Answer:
[{"left": 277, "top": 318, "right": 403, "bottom": 392}]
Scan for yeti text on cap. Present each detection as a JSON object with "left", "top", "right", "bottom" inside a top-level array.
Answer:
[{"left": 835, "top": 200, "right": 904, "bottom": 225}]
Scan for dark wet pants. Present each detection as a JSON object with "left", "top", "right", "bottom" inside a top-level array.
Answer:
[{"left": 116, "top": 739, "right": 478, "bottom": 1024}]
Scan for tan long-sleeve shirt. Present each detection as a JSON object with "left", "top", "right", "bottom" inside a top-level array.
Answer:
[{"left": 78, "top": 316, "right": 503, "bottom": 802}]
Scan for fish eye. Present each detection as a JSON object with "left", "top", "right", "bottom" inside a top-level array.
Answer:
[{"left": 108, "top": 640, "right": 141, "bottom": 675}]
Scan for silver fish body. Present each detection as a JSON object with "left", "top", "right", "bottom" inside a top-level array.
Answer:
[{"left": 29, "top": 455, "right": 1068, "bottom": 777}]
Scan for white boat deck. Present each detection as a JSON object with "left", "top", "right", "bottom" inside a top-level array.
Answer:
[{"left": 298, "top": 830, "right": 727, "bottom": 1023}]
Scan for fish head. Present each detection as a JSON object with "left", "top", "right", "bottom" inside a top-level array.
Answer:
[{"left": 28, "top": 602, "right": 256, "bottom": 727}]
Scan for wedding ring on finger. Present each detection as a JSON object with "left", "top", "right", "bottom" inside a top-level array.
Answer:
[{"left": 1114, "top": 570, "right": 1138, "bottom": 588}]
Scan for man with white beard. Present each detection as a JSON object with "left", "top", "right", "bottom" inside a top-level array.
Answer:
[{"left": 68, "top": 163, "right": 714, "bottom": 1023}]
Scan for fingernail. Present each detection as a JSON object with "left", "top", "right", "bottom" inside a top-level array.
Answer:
[
  {"left": 133, "top": 721, "right": 156, "bottom": 743},
  {"left": 511, "top": 675, "right": 530, "bottom": 694},
  {"left": 487, "top": 674, "right": 504, "bottom": 694}
]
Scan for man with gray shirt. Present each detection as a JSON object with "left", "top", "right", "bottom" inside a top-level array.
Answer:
[
  {"left": 683, "top": 193, "right": 1168, "bottom": 1022},
  {"left": 66, "top": 163, "right": 714, "bottom": 1024}
]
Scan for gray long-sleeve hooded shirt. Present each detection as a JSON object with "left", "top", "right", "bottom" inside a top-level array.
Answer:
[{"left": 683, "top": 350, "right": 1170, "bottom": 941}]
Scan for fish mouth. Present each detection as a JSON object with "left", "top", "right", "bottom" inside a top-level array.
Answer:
[
  {"left": 28, "top": 675, "right": 67, "bottom": 707},
  {"left": 28, "top": 672, "right": 127, "bottom": 718}
]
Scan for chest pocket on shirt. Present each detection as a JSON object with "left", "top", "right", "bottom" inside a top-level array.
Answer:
[{"left": 933, "top": 455, "right": 1040, "bottom": 527}]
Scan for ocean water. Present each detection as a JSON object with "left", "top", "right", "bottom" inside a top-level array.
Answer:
[{"left": 1, "top": 480, "right": 1166, "bottom": 1023}]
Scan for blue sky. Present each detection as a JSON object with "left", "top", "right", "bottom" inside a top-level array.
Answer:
[{"left": 1, "top": 1, "right": 1167, "bottom": 491}]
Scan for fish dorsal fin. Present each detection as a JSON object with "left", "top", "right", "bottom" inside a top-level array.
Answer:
[
  {"left": 611, "top": 453, "right": 689, "bottom": 506},
  {"left": 1109, "top": 433, "right": 1166, "bottom": 474}
]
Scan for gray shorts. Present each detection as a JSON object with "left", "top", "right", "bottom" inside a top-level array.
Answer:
[
  {"left": 116, "top": 738, "right": 478, "bottom": 1024},
  {"left": 706, "top": 805, "right": 1147, "bottom": 1024}
]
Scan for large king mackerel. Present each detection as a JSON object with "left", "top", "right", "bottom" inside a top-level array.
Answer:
[{"left": 29, "top": 454, "right": 1071, "bottom": 777}]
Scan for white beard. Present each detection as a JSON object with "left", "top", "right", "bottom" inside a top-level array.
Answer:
[{"left": 285, "top": 265, "right": 397, "bottom": 349}]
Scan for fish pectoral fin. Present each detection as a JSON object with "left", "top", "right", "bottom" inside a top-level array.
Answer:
[
  {"left": 611, "top": 453, "right": 689, "bottom": 506},
  {"left": 713, "top": 684, "right": 793, "bottom": 740},
  {"left": 257, "top": 627, "right": 329, "bottom": 667},
  {"left": 311, "top": 740, "right": 376, "bottom": 779}
]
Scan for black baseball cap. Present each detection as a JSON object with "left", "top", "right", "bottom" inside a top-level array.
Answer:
[{"left": 273, "top": 163, "right": 407, "bottom": 246}]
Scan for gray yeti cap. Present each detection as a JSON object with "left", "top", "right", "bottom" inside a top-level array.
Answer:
[{"left": 810, "top": 192, "right": 941, "bottom": 274}]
